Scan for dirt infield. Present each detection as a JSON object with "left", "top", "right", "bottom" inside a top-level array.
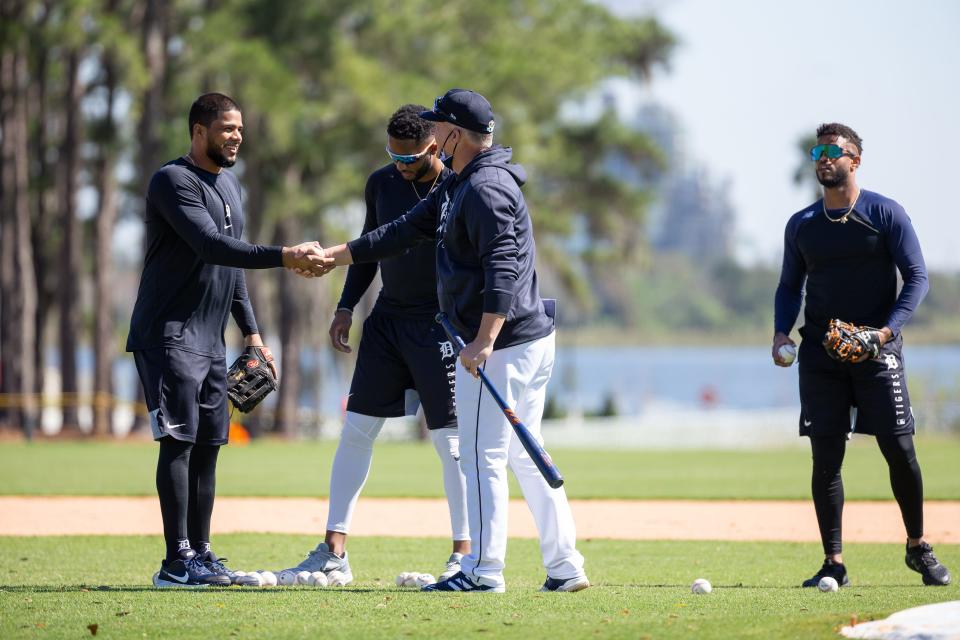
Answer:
[{"left": 2, "top": 496, "right": 958, "bottom": 542}]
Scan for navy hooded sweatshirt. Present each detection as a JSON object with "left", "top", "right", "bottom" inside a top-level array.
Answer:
[{"left": 348, "top": 146, "right": 554, "bottom": 349}]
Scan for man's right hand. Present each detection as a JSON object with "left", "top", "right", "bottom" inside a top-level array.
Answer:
[
  {"left": 329, "top": 309, "right": 353, "bottom": 353},
  {"left": 772, "top": 331, "right": 796, "bottom": 367},
  {"left": 282, "top": 241, "right": 334, "bottom": 277}
]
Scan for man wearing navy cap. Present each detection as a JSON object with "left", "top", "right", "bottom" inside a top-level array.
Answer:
[{"left": 314, "top": 88, "right": 589, "bottom": 593}]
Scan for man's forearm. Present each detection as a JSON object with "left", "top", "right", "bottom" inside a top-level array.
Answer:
[
  {"left": 324, "top": 243, "right": 354, "bottom": 266},
  {"left": 476, "top": 312, "right": 506, "bottom": 346}
]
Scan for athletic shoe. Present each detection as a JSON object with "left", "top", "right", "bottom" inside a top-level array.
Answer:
[
  {"left": 153, "top": 549, "right": 230, "bottom": 588},
  {"left": 905, "top": 542, "right": 951, "bottom": 586},
  {"left": 280, "top": 543, "right": 353, "bottom": 585},
  {"left": 439, "top": 553, "right": 463, "bottom": 581},
  {"left": 202, "top": 550, "right": 262, "bottom": 587},
  {"left": 421, "top": 571, "right": 504, "bottom": 593},
  {"left": 801, "top": 560, "right": 849, "bottom": 588},
  {"left": 540, "top": 575, "right": 591, "bottom": 592}
]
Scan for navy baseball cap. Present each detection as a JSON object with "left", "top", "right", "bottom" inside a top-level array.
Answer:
[{"left": 420, "top": 89, "right": 496, "bottom": 134}]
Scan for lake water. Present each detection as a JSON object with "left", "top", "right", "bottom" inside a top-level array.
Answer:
[{"left": 49, "top": 344, "right": 960, "bottom": 438}]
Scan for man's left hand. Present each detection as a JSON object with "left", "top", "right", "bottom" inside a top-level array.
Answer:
[
  {"left": 244, "top": 333, "right": 278, "bottom": 380},
  {"left": 460, "top": 339, "right": 494, "bottom": 378}
]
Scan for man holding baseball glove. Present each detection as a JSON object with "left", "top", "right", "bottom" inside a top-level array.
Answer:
[
  {"left": 773, "top": 122, "right": 950, "bottom": 588},
  {"left": 126, "top": 93, "right": 328, "bottom": 588}
]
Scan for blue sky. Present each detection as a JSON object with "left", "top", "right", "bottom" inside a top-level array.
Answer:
[{"left": 602, "top": 0, "right": 960, "bottom": 270}]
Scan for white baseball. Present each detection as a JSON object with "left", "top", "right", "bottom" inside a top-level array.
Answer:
[
  {"left": 309, "top": 571, "right": 328, "bottom": 587},
  {"left": 233, "top": 570, "right": 247, "bottom": 577},
  {"left": 296, "top": 570, "right": 312, "bottom": 585},
  {"left": 327, "top": 570, "right": 348, "bottom": 586},
  {"left": 414, "top": 573, "right": 436, "bottom": 588},
  {"left": 277, "top": 570, "right": 298, "bottom": 586},
  {"left": 395, "top": 572, "right": 413, "bottom": 587},
  {"left": 818, "top": 576, "right": 839, "bottom": 592},
  {"left": 246, "top": 572, "right": 263, "bottom": 587},
  {"left": 259, "top": 571, "right": 278, "bottom": 587},
  {"left": 691, "top": 578, "right": 712, "bottom": 594},
  {"left": 401, "top": 573, "right": 421, "bottom": 588},
  {"left": 778, "top": 344, "right": 797, "bottom": 365}
]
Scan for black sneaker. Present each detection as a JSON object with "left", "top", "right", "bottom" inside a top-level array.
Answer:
[
  {"left": 801, "top": 559, "right": 850, "bottom": 588},
  {"left": 202, "top": 550, "right": 261, "bottom": 586},
  {"left": 153, "top": 549, "right": 230, "bottom": 588},
  {"left": 905, "top": 542, "right": 951, "bottom": 586}
]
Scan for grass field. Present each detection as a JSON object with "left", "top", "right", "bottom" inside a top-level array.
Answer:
[
  {"left": 1, "top": 535, "right": 958, "bottom": 639},
  {"left": 0, "top": 437, "right": 958, "bottom": 500}
]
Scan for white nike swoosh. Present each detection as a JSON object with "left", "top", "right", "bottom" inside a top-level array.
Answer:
[
  {"left": 168, "top": 571, "right": 189, "bottom": 583},
  {"left": 165, "top": 423, "right": 186, "bottom": 430},
  {"left": 804, "top": 420, "right": 813, "bottom": 426}
]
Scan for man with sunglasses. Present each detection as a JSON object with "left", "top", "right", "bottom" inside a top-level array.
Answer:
[
  {"left": 773, "top": 123, "right": 950, "bottom": 588},
  {"left": 278, "top": 105, "right": 467, "bottom": 585},
  {"left": 312, "top": 88, "right": 588, "bottom": 593}
]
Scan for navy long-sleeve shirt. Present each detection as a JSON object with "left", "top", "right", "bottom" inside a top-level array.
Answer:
[
  {"left": 348, "top": 146, "right": 554, "bottom": 349},
  {"left": 774, "top": 189, "right": 928, "bottom": 338},
  {"left": 337, "top": 163, "right": 452, "bottom": 318},
  {"left": 126, "top": 157, "right": 283, "bottom": 357}
]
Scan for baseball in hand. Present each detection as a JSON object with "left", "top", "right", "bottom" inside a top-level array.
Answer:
[
  {"left": 778, "top": 344, "right": 797, "bottom": 365},
  {"left": 691, "top": 578, "right": 712, "bottom": 594},
  {"left": 818, "top": 576, "right": 839, "bottom": 592}
]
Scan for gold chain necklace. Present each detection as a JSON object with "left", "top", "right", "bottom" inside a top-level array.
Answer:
[
  {"left": 822, "top": 189, "right": 861, "bottom": 224},
  {"left": 411, "top": 170, "right": 441, "bottom": 201}
]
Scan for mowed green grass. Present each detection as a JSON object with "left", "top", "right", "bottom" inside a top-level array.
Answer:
[
  {"left": 0, "top": 437, "right": 959, "bottom": 499},
  {"left": 1, "top": 536, "right": 957, "bottom": 639}
]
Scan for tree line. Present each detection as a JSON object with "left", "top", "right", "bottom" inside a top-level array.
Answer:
[{"left": 0, "top": 0, "right": 675, "bottom": 437}]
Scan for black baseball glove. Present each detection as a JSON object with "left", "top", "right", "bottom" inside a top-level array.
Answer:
[
  {"left": 822, "top": 319, "right": 883, "bottom": 363},
  {"left": 227, "top": 346, "right": 278, "bottom": 413}
]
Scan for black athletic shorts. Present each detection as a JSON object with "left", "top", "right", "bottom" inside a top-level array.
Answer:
[
  {"left": 346, "top": 311, "right": 457, "bottom": 429},
  {"left": 133, "top": 347, "right": 230, "bottom": 445},
  {"left": 797, "top": 330, "right": 914, "bottom": 438}
]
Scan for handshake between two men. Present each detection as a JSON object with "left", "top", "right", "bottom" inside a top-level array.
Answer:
[
  {"left": 281, "top": 241, "right": 340, "bottom": 278},
  {"left": 282, "top": 242, "right": 348, "bottom": 278}
]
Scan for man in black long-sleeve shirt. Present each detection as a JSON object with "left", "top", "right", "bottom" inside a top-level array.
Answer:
[
  {"left": 773, "top": 122, "right": 950, "bottom": 588},
  {"left": 127, "top": 93, "right": 326, "bottom": 587},
  {"left": 278, "top": 105, "right": 468, "bottom": 585}
]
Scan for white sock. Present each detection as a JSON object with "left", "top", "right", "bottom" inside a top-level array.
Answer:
[
  {"left": 325, "top": 412, "right": 385, "bottom": 533},
  {"left": 430, "top": 426, "right": 470, "bottom": 542}
]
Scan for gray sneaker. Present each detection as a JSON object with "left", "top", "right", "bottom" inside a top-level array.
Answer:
[
  {"left": 280, "top": 543, "right": 352, "bottom": 585},
  {"left": 440, "top": 553, "right": 463, "bottom": 581}
]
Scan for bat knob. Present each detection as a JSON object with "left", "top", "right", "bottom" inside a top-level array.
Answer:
[{"left": 435, "top": 312, "right": 447, "bottom": 324}]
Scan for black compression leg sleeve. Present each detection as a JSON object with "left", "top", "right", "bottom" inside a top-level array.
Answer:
[
  {"left": 876, "top": 433, "right": 924, "bottom": 539},
  {"left": 156, "top": 437, "right": 193, "bottom": 561},
  {"left": 187, "top": 443, "right": 221, "bottom": 550},
  {"left": 810, "top": 435, "right": 847, "bottom": 556}
]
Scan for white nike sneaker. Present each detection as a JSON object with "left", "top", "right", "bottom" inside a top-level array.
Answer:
[
  {"left": 439, "top": 553, "right": 463, "bottom": 581},
  {"left": 280, "top": 543, "right": 353, "bottom": 585}
]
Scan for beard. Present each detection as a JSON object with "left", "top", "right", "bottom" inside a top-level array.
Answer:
[
  {"left": 206, "top": 140, "right": 237, "bottom": 168},
  {"left": 816, "top": 165, "right": 849, "bottom": 188}
]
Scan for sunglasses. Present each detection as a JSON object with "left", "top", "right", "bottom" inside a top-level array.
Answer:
[
  {"left": 385, "top": 145, "right": 432, "bottom": 165},
  {"left": 810, "top": 143, "right": 857, "bottom": 161}
]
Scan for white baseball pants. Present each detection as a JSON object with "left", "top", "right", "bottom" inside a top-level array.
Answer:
[{"left": 456, "top": 331, "right": 584, "bottom": 588}]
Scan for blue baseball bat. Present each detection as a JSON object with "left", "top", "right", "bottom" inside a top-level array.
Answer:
[{"left": 436, "top": 313, "right": 564, "bottom": 489}]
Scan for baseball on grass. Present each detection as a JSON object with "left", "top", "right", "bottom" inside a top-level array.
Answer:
[
  {"left": 818, "top": 576, "right": 839, "bottom": 592},
  {"left": 259, "top": 571, "right": 278, "bottom": 587},
  {"left": 401, "top": 573, "right": 421, "bottom": 588},
  {"left": 395, "top": 572, "right": 413, "bottom": 587},
  {"left": 414, "top": 573, "right": 437, "bottom": 588},
  {"left": 296, "top": 570, "right": 312, "bottom": 585},
  {"left": 277, "top": 570, "right": 298, "bottom": 586},
  {"left": 691, "top": 578, "right": 712, "bottom": 594},
  {"left": 778, "top": 344, "right": 797, "bottom": 365},
  {"left": 233, "top": 570, "right": 247, "bottom": 577},
  {"left": 309, "top": 571, "right": 328, "bottom": 587},
  {"left": 327, "top": 570, "right": 348, "bottom": 586},
  {"left": 245, "top": 572, "right": 263, "bottom": 587}
]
